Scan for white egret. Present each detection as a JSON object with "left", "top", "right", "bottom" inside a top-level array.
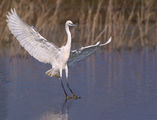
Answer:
[{"left": 6, "top": 8, "right": 111, "bottom": 100}]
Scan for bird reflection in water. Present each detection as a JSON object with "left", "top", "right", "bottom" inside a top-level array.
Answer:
[{"left": 40, "top": 100, "right": 74, "bottom": 120}]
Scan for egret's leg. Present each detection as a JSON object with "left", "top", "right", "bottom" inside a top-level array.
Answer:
[
  {"left": 65, "top": 65, "right": 80, "bottom": 99},
  {"left": 65, "top": 65, "right": 74, "bottom": 94},
  {"left": 66, "top": 81, "right": 80, "bottom": 99},
  {"left": 66, "top": 82, "right": 74, "bottom": 95},
  {"left": 60, "top": 79, "right": 67, "bottom": 97},
  {"left": 60, "top": 69, "right": 70, "bottom": 100}
]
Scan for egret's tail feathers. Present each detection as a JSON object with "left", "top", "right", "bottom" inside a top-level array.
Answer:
[{"left": 45, "top": 69, "right": 60, "bottom": 78}]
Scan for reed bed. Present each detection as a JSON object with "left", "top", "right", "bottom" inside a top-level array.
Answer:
[{"left": 0, "top": 0, "right": 156, "bottom": 56}]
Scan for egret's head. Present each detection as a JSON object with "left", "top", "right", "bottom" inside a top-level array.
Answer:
[{"left": 66, "top": 20, "right": 77, "bottom": 27}]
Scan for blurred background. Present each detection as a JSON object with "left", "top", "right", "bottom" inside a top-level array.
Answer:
[
  {"left": 0, "top": 0, "right": 157, "bottom": 55},
  {"left": 0, "top": 0, "right": 157, "bottom": 120}
]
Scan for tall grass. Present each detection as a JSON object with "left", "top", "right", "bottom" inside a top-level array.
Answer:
[{"left": 0, "top": 0, "right": 156, "bottom": 55}]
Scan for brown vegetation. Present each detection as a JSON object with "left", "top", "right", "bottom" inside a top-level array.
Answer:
[{"left": 0, "top": 0, "right": 156, "bottom": 55}]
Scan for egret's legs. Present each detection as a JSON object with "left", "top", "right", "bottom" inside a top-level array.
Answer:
[
  {"left": 66, "top": 80, "right": 80, "bottom": 99},
  {"left": 66, "top": 82, "right": 74, "bottom": 95},
  {"left": 60, "top": 79, "right": 70, "bottom": 100},
  {"left": 65, "top": 65, "right": 80, "bottom": 99}
]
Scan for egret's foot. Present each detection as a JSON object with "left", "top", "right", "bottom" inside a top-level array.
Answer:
[
  {"left": 65, "top": 95, "right": 72, "bottom": 100},
  {"left": 72, "top": 94, "right": 81, "bottom": 99}
]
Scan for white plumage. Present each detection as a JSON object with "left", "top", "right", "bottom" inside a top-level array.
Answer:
[
  {"left": 6, "top": 8, "right": 112, "bottom": 79},
  {"left": 6, "top": 8, "right": 112, "bottom": 98},
  {"left": 7, "top": 9, "right": 58, "bottom": 64}
]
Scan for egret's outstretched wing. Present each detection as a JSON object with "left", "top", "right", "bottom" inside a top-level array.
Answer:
[
  {"left": 6, "top": 8, "right": 59, "bottom": 64},
  {"left": 68, "top": 37, "right": 112, "bottom": 66}
]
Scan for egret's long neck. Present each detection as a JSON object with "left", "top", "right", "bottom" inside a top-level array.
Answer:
[{"left": 65, "top": 25, "right": 71, "bottom": 49}]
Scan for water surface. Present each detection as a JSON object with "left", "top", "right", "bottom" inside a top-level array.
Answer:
[{"left": 0, "top": 48, "right": 157, "bottom": 120}]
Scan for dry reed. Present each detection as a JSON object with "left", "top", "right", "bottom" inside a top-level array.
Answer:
[{"left": 0, "top": 0, "right": 156, "bottom": 56}]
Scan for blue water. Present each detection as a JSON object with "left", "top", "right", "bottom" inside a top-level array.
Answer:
[{"left": 0, "top": 48, "right": 157, "bottom": 120}]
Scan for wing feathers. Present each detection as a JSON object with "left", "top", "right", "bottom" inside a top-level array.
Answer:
[
  {"left": 68, "top": 37, "right": 112, "bottom": 66},
  {"left": 100, "top": 37, "right": 112, "bottom": 46},
  {"left": 7, "top": 8, "right": 59, "bottom": 64}
]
